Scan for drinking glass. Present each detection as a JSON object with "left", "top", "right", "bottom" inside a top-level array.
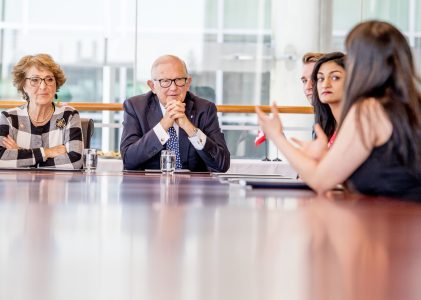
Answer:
[
  {"left": 160, "top": 150, "right": 176, "bottom": 173},
  {"left": 83, "top": 148, "right": 98, "bottom": 172}
]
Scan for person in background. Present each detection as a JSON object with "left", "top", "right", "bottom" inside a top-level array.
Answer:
[
  {"left": 311, "top": 52, "right": 346, "bottom": 147},
  {"left": 301, "top": 52, "right": 324, "bottom": 103},
  {"left": 256, "top": 20, "right": 421, "bottom": 200},
  {"left": 0, "top": 53, "right": 83, "bottom": 169},
  {"left": 120, "top": 54, "right": 230, "bottom": 172}
]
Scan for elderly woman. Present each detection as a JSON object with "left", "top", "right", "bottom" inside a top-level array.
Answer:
[{"left": 0, "top": 53, "right": 83, "bottom": 169}]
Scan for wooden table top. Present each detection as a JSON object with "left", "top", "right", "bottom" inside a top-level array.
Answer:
[{"left": 0, "top": 170, "right": 420, "bottom": 300}]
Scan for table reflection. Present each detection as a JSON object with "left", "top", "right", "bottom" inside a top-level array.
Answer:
[
  {"left": 0, "top": 171, "right": 80, "bottom": 203},
  {"left": 0, "top": 171, "right": 420, "bottom": 299}
]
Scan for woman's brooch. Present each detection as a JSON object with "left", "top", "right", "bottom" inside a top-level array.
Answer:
[{"left": 56, "top": 118, "right": 66, "bottom": 129}]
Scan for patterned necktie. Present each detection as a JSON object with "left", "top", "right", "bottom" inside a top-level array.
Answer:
[{"left": 167, "top": 126, "right": 182, "bottom": 169}]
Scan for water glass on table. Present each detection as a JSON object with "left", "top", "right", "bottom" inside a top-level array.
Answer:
[
  {"left": 160, "top": 150, "right": 176, "bottom": 173},
  {"left": 83, "top": 148, "right": 98, "bottom": 172}
]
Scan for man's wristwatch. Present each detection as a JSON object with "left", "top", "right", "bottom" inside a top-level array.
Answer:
[{"left": 189, "top": 127, "right": 198, "bottom": 138}]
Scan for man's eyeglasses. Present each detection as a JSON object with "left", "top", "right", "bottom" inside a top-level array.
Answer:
[
  {"left": 154, "top": 77, "right": 187, "bottom": 88},
  {"left": 26, "top": 76, "right": 56, "bottom": 87}
]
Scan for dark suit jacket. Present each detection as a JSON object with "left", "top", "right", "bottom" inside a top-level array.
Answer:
[{"left": 120, "top": 91, "right": 230, "bottom": 172}]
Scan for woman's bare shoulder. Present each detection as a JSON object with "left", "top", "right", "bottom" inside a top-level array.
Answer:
[{"left": 354, "top": 97, "right": 392, "bottom": 146}]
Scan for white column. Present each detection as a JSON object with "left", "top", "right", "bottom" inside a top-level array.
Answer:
[
  {"left": 102, "top": 65, "right": 115, "bottom": 152},
  {"left": 215, "top": 0, "right": 224, "bottom": 105},
  {"left": 268, "top": 0, "right": 332, "bottom": 160},
  {"left": 270, "top": 0, "right": 322, "bottom": 106}
]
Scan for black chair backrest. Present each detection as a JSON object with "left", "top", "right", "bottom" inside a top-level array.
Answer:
[{"left": 80, "top": 118, "right": 94, "bottom": 148}]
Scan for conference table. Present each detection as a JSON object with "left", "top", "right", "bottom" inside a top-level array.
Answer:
[{"left": 0, "top": 169, "right": 421, "bottom": 300}]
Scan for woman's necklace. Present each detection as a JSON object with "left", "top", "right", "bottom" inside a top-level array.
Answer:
[{"left": 28, "top": 107, "right": 54, "bottom": 125}]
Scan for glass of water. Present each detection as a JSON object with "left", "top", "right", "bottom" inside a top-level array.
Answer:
[
  {"left": 160, "top": 150, "right": 176, "bottom": 173},
  {"left": 83, "top": 148, "right": 98, "bottom": 172}
]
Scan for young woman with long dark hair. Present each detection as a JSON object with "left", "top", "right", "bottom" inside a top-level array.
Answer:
[{"left": 311, "top": 52, "right": 346, "bottom": 147}]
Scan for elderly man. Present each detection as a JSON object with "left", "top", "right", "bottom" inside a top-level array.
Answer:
[{"left": 120, "top": 55, "right": 230, "bottom": 172}]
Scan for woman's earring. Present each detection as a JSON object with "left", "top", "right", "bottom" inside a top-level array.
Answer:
[
  {"left": 55, "top": 93, "right": 58, "bottom": 99},
  {"left": 23, "top": 92, "right": 29, "bottom": 101}
]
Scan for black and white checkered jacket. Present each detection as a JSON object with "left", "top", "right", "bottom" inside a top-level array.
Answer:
[{"left": 0, "top": 103, "right": 83, "bottom": 169}]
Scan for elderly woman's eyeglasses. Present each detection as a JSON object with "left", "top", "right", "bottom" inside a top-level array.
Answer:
[
  {"left": 154, "top": 77, "right": 187, "bottom": 88},
  {"left": 26, "top": 76, "right": 56, "bottom": 87}
]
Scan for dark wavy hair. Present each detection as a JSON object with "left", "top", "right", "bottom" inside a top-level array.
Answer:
[
  {"left": 311, "top": 52, "right": 346, "bottom": 140},
  {"left": 341, "top": 20, "right": 421, "bottom": 172}
]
